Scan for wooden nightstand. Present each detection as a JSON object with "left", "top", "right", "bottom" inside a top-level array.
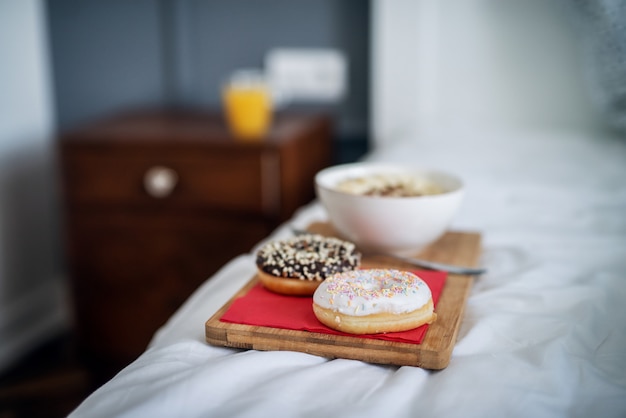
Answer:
[{"left": 58, "top": 109, "right": 332, "bottom": 380}]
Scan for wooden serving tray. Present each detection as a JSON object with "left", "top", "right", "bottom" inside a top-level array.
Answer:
[{"left": 205, "top": 222, "right": 482, "bottom": 369}]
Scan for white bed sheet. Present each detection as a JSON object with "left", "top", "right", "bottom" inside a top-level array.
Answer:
[{"left": 69, "top": 129, "right": 626, "bottom": 418}]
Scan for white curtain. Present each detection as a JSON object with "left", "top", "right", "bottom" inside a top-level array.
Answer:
[{"left": 370, "top": 0, "right": 615, "bottom": 148}]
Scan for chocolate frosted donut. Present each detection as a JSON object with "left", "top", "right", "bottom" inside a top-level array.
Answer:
[{"left": 256, "top": 234, "right": 361, "bottom": 296}]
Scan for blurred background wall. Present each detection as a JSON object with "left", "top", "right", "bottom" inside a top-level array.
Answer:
[
  {"left": 371, "top": 0, "right": 605, "bottom": 146},
  {"left": 0, "top": 0, "right": 67, "bottom": 373},
  {"left": 47, "top": 0, "right": 371, "bottom": 143},
  {"left": 0, "top": 0, "right": 371, "bottom": 373}
]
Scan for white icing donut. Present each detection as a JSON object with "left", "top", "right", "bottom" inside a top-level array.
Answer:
[{"left": 312, "top": 269, "right": 436, "bottom": 334}]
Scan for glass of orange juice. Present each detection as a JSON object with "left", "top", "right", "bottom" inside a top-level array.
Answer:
[{"left": 222, "top": 69, "right": 273, "bottom": 141}]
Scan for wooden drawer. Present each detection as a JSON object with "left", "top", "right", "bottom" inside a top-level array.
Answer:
[
  {"left": 67, "top": 211, "right": 272, "bottom": 363},
  {"left": 58, "top": 110, "right": 333, "bottom": 380},
  {"left": 61, "top": 147, "right": 280, "bottom": 215}
]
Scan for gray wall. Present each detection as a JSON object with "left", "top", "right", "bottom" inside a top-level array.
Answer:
[
  {"left": 47, "top": 0, "right": 370, "bottom": 138},
  {"left": 47, "top": 0, "right": 166, "bottom": 129},
  {"left": 0, "top": 0, "right": 67, "bottom": 373}
]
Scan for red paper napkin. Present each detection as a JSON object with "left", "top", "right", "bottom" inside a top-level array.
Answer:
[{"left": 220, "top": 270, "right": 447, "bottom": 344}]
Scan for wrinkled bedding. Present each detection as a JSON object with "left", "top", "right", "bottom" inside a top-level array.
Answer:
[{"left": 69, "top": 129, "right": 626, "bottom": 418}]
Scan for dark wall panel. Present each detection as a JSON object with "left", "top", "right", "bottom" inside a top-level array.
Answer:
[
  {"left": 47, "top": 0, "right": 369, "bottom": 140},
  {"left": 47, "top": 0, "right": 166, "bottom": 129}
]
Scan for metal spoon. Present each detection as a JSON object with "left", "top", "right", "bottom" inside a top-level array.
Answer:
[{"left": 290, "top": 227, "right": 486, "bottom": 276}]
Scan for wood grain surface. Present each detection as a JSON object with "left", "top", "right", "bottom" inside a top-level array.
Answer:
[{"left": 205, "top": 222, "right": 482, "bottom": 369}]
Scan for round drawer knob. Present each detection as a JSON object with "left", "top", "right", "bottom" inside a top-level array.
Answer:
[{"left": 144, "top": 166, "right": 178, "bottom": 198}]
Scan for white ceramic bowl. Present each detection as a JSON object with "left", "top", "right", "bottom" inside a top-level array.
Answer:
[{"left": 315, "top": 163, "right": 465, "bottom": 255}]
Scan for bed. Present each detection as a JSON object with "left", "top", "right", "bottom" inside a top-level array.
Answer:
[
  {"left": 67, "top": 1, "right": 626, "bottom": 415},
  {"left": 67, "top": 125, "right": 626, "bottom": 417}
]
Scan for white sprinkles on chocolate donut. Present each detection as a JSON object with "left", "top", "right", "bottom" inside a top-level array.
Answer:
[{"left": 256, "top": 234, "right": 361, "bottom": 281}]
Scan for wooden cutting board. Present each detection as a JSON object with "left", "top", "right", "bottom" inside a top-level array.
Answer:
[{"left": 205, "top": 222, "right": 482, "bottom": 369}]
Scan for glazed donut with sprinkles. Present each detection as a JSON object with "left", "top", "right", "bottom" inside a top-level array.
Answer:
[
  {"left": 255, "top": 233, "right": 361, "bottom": 296},
  {"left": 312, "top": 269, "right": 437, "bottom": 334}
]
